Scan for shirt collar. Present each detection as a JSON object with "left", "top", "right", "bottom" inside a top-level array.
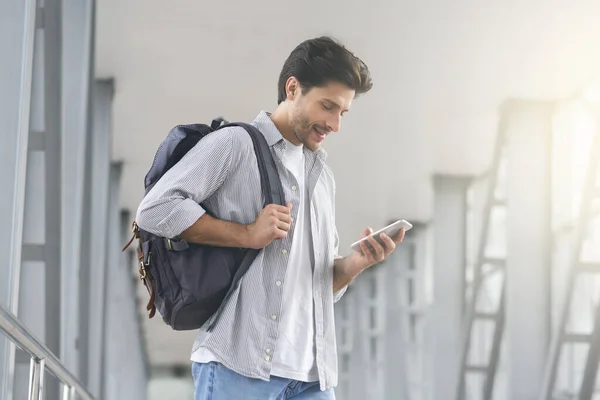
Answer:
[
  {"left": 251, "top": 111, "right": 284, "bottom": 147},
  {"left": 251, "top": 110, "right": 328, "bottom": 159}
]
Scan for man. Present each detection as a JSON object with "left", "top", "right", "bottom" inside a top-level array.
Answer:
[{"left": 135, "top": 36, "right": 405, "bottom": 399}]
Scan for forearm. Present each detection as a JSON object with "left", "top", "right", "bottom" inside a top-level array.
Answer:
[
  {"left": 333, "top": 257, "right": 361, "bottom": 293},
  {"left": 179, "top": 213, "right": 252, "bottom": 248}
]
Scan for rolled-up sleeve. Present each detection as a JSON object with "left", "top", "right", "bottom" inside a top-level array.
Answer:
[{"left": 135, "top": 128, "right": 237, "bottom": 239}]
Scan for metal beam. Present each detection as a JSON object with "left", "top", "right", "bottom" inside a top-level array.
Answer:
[
  {"left": 539, "top": 115, "right": 600, "bottom": 400},
  {"left": 456, "top": 110, "right": 508, "bottom": 400},
  {"left": 44, "top": 0, "right": 63, "bottom": 369},
  {"left": 505, "top": 101, "right": 552, "bottom": 399},
  {"left": 102, "top": 163, "right": 122, "bottom": 399},
  {"left": 43, "top": 2, "right": 63, "bottom": 399},
  {"left": 0, "top": 1, "right": 37, "bottom": 398},
  {"left": 579, "top": 292, "right": 600, "bottom": 399},
  {"left": 86, "top": 79, "right": 114, "bottom": 398},
  {"left": 61, "top": 0, "right": 95, "bottom": 375},
  {"left": 431, "top": 175, "right": 471, "bottom": 400},
  {"left": 121, "top": 210, "right": 152, "bottom": 392},
  {"left": 78, "top": 115, "right": 93, "bottom": 387},
  {"left": 13, "top": 10, "right": 47, "bottom": 400}
]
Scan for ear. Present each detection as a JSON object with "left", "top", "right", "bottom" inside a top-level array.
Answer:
[{"left": 285, "top": 77, "right": 300, "bottom": 101}]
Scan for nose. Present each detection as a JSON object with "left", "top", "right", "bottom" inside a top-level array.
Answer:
[{"left": 327, "top": 115, "right": 341, "bottom": 133}]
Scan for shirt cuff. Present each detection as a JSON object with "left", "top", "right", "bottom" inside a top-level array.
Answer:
[
  {"left": 157, "top": 198, "right": 206, "bottom": 238},
  {"left": 333, "top": 285, "right": 348, "bottom": 303}
]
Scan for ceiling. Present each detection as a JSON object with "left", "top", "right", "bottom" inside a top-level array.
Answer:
[{"left": 96, "top": 0, "right": 600, "bottom": 367}]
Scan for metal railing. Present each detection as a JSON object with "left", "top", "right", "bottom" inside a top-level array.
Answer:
[{"left": 0, "top": 304, "right": 95, "bottom": 400}]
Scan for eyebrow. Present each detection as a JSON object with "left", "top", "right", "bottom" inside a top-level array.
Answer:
[{"left": 323, "top": 99, "right": 349, "bottom": 114}]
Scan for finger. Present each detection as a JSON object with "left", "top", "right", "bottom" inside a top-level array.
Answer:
[
  {"left": 286, "top": 202, "right": 293, "bottom": 211},
  {"left": 276, "top": 219, "right": 291, "bottom": 232},
  {"left": 361, "top": 227, "right": 373, "bottom": 239},
  {"left": 275, "top": 228, "right": 288, "bottom": 239},
  {"left": 359, "top": 240, "right": 374, "bottom": 260},
  {"left": 268, "top": 204, "right": 292, "bottom": 215},
  {"left": 380, "top": 233, "right": 396, "bottom": 255},
  {"left": 276, "top": 212, "right": 293, "bottom": 224},
  {"left": 366, "top": 235, "right": 385, "bottom": 261},
  {"left": 393, "top": 228, "right": 405, "bottom": 243}
]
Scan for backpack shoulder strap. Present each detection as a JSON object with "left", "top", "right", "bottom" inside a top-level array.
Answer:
[
  {"left": 205, "top": 122, "right": 286, "bottom": 332},
  {"left": 222, "top": 122, "right": 286, "bottom": 207}
]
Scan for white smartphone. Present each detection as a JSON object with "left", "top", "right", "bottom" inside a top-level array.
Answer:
[{"left": 350, "top": 220, "right": 413, "bottom": 253}]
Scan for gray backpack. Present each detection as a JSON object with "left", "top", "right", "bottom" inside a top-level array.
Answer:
[{"left": 123, "top": 118, "right": 285, "bottom": 331}]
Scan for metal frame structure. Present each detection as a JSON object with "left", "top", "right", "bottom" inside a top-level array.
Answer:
[
  {"left": 0, "top": 0, "right": 38, "bottom": 398},
  {"left": 334, "top": 221, "right": 428, "bottom": 400},
  {"left": 392, "top": 222, "right": 428, "bottom": 400},
  {"left": 456, "top": 111, "right": 508, "bottom": 399},
  {"left": 1, "top": 0, "right": 149, "bottom": 398},
  {"left": 361, "top": 263, "right": 387, "bottom": 400},
  {"left": 61, "top": 0, "right": 96, "bottom": 375},
  {"left": 0, "top": 304, "right": 95, "bottom": 400},
  {"left": 431, "top": 174, "right": 472, "bottom": 400},
  {"left": 335, "top": 286, "right": 355, "bottom": 400},
  {"left": 539, "top": 107, "right": 600, "bottom": 400}
]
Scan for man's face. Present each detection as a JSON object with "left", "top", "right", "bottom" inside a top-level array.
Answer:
[{"left": 288, "top": 80, "right": 355, "bottom": 151}]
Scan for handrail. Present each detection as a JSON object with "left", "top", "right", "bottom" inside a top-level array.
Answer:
[{"left": 0, "top": 304, "right": 95, "bottom": 400}]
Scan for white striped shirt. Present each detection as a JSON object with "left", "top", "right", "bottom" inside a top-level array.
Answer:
[{"left": 135, "top": 111, "right": 346, "bottom": 390}]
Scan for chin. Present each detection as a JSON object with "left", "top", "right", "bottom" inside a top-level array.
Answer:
[{"left": 304, "top": 138, "right": 320, "bottom": 151}]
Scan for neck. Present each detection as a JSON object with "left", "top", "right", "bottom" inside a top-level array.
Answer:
[{"left": 269, "top": 104, "right": 300, "bottom": 145}]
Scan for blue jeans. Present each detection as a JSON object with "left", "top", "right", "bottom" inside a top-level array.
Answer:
[{"left": 192, "top": 362, "right": 336, "bottom": 400}]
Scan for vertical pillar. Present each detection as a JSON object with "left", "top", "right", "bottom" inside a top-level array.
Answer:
[
  {"left": 104, "top": 176, "right": 150, "bottom": 400},
  {"left": 13, "top": 13, "right": 47, "bottom": 400},
  {"left": 103, "top": 163, "right": 122, "bottom": 399},
  {"left": 430, "top": 175, "right": 470, "bottom": 400},
  {"left": 504, "top": 100, "right": 552, "bottom": 399},
  {"left": 16, "top": 1, "right": 64, "bottom": 399},
  {"left": 120, "top": 211, "right": 150, "bottom": 400},
  {"left": 78, "top": 91, "right": 94, "bottom": 388},
  {"left": 43, "top": 7, "right": 63, "bottom": 400},
  {"left": 61, "top": 0, "right": 95, "bottom": 376},
  {"left": 383, "top": 239, "right": 413, "bottom": 400},
  {"left": 334, "top": 291, "right": 354, "bottom": 400},
  {"left": 361, "top": 267, "right": 385, "bottom": 399},
  {"left": 0, "top": 2, "right": 37, "bottom": 399},
  {"left": 86, "top": 79, "right": 114, "bottom": 398},
  {"left": 341, "top": 287, "right": 367, "bottom": 400},
  {"left": 121, "top": 210, "right": 151, "bottom": 400}
]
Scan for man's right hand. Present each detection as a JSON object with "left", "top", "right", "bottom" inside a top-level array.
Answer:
[{"left": 246, "top": 203, "right": 293, "bottom": 249}]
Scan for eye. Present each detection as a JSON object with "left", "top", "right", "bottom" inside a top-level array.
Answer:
[{"left": 321, "top": 103, "right": 332, "bottom": 111}]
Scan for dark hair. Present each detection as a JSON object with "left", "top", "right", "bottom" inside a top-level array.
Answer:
[{"left": 277, "top": 36, "right": 373, "bottom": 104}]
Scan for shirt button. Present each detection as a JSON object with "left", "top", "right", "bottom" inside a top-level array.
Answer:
[
  {"left": 292, "top": 185, "right": 297, "bottom": 191},
  {"left": 271, "top": 314, "right": 277, "bottom": 320},
  {"left": 276, "top": 281, "right": 282, "bottom": 287},
  {"left": 264, "top": 355, "right": 271, "bottom": 362},
  {"left": 282, "top": 249, "right": 288, "bottom": 255}
]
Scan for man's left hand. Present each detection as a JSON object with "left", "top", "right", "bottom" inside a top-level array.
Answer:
[{"left": 345, "top": 226, "right": 405, "bottom": 277}]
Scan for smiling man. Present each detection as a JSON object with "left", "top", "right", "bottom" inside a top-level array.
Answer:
[{"left": 135, "top": 36, "right": 405, "bottom": 399}]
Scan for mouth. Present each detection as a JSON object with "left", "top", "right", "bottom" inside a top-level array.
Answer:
[{"left": 312, "top": 126, "right": 329, "bottom": 142}]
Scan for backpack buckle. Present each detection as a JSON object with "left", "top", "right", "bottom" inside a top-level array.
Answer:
[
  {"left": 139, "top": 252, "right": 151, "bottom": 280},
  {"left": 139, "top": 261, "right": 147, "bottom": 279}
]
